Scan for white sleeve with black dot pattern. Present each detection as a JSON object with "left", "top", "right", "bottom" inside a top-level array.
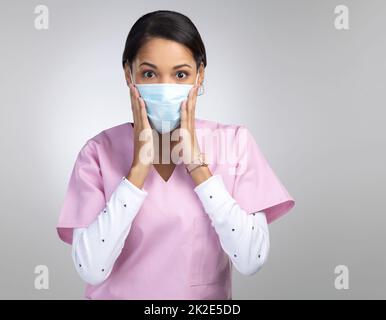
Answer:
[
  {"left": 71, "top": 176, "right": 148, "bottom": 286},
  {"left": 193, "top": 174, "right": 270, "bottom": 276}
]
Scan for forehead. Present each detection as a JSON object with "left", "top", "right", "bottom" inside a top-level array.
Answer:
[{"left": 135, "top": 37, "right": 195, "bottom": 66}]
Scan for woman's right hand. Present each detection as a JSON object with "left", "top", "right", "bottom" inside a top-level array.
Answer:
[{"left": 126, "top": 83, "right": 154, "bottom": 189}]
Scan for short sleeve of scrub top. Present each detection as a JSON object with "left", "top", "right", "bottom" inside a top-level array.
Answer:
[
  {"left": 230, "top": 125, "right": 295, "bottom": 223},
  {"left": 56, "top": 139, "right": 106, "bottom": 245}
]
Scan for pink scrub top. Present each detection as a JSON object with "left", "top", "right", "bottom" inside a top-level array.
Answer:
[{"left": 56, "top": 117, "right": 295, "bottom": 300}]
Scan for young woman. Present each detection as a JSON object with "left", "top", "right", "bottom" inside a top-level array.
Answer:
[{"left": 56, "top": 10, "right": 295, "bottom": 300}]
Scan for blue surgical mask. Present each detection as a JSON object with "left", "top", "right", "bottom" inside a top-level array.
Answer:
[{"left": 131, "top": 71, "right": 200, "bottom": 134}]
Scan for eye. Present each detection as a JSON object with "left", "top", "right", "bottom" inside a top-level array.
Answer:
[
  {"left": 176, "top": 71, "right": 189, "bottom": 79},
  {"left": 142, "top": 70, "right": 156, "bottom": 79}
]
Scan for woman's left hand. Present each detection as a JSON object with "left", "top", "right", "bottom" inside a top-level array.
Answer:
[{"left": 179, "top": 84, "right": 201, "bottom": 165}]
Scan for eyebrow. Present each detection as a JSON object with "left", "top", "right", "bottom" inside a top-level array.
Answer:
[{"left": 139, "top": 62, "right": 192, "bottom": 69}]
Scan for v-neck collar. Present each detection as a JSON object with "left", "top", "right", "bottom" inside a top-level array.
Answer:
[
  {"left": 128, "top": 122, "right": 187, "bottom": 184},
  {"left": 150, "top": 161, "right": 180, "bottom": 184}
]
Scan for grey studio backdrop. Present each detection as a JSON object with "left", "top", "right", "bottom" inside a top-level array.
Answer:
[{"left": 0, "top": 0, "right": 385, "bottom": 299}]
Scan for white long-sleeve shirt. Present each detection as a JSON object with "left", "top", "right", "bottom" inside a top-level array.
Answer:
[{"left": 71, "top": 174, "right": 270, "bottom": 286}]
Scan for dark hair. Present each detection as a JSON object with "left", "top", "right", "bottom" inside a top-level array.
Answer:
[{"left": 122, "top": 10, "right": 207, "bottom": 72}]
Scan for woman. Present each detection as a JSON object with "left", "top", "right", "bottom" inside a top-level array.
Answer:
[{"left": 56, "top": 10, "right": 295, "bottom": 300}]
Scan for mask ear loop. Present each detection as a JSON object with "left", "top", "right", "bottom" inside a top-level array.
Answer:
[
  {"left": 130, "top": 67, "right": 142, "bottom": 100},
  {"left": 195, "top": 70, "right": 204, "bottom": 96},
  {"left": 129, "top": 64, "right": 136, "bottom": 86},
  {"left": 131, "top": 72, "right": 136, "bottom": 86}
]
